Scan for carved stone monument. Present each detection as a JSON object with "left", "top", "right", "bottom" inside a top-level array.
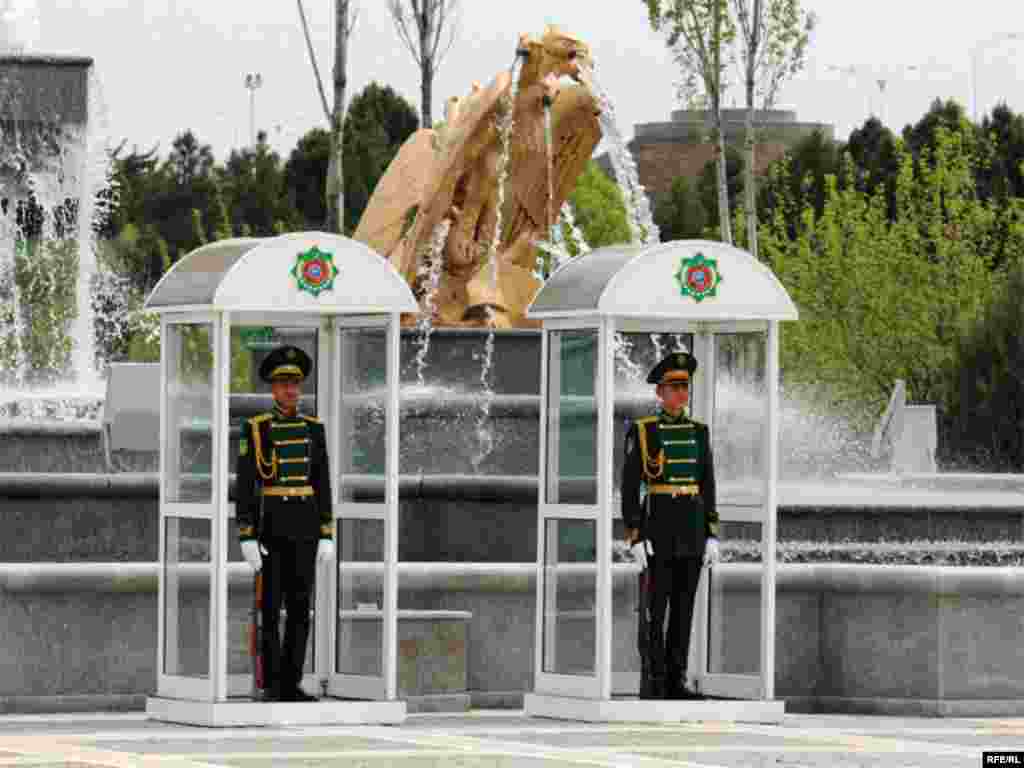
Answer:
[{"left": 354, "top": 25, "right": 602, "bottom": 328}]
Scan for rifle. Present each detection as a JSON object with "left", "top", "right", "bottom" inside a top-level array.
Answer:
[
  {"left": 250, "top": 570, "right": 264, "bottom": 699},
  {"left": 637, "top": 560, "right": 654, "bottom": 698},
  {"left": 250, "top": 456, "right": 266, "bottom": 700},
  {"left": 636, "top": 492, "right": 656, "bottom": 697}
]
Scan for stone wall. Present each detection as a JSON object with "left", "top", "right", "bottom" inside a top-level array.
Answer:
[{"left": 2, "top": 562, "right": 1024, "bottom": 716}]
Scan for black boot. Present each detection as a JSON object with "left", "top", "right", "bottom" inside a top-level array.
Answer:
[
  {"left": 280, "top": 686, "right": 318, "bottom": 702},
  {"left": 666, "top": 671, "right": 703, "bottom": 700},
  {"left": 647, "top": 676, "right": 666, "bottom": 700}
]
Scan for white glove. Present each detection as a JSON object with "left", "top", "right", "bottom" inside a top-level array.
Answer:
[
  {"left": 703, "top": 536, "right": 720, "bottom": 566},
  {"left": 241, "top": 540, "right": 264, "bottom": 572},
  {"left": 629, "top": 539, "right": 653, "bottom": 570},
  {"left": 317, "top": 538, "right": 335, "bottom": 563}
]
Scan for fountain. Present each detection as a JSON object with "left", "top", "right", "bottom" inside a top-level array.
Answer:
[
  {"left": 2, "top": 17, "right": 1024, "bottom": 719},
  {"left": 0, "top": 9, "right": 113, "bottom": 418}
]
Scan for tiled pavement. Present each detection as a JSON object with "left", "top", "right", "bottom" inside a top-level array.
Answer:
[{"left": 0, "top": 710, "right": 1019, "bottom": 767}]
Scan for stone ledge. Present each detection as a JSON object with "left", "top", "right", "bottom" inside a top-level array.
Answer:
[
  {"left": 470, "top": 690, "right": 525, "bottom": 709},
  {"left": 0, "top": 693, "right": 146, "bottom": 715},
  {"left": 784, "top": 696, "right": 1024, "bottom": 718},
  {"left": 4, "top": 562, "right": 1023, "bottom": 596},
  {"left": 405, "top": 693, "right": 471, "bottom": 713}
]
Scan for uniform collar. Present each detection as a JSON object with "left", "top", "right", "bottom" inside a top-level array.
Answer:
[
  {"left": 272, "top": 402, "right": 300, "bottom": 420},
  {"left": 658, "top": 407, "right": 689, "bottom": 424}
]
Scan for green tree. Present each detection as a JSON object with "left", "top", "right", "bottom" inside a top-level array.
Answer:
[
  {"left": 731, "top": 0, "right": 816, "bottom": 258},
  {"left": 206, "top": 182, "right": 233, "bottom": 241},
  {"left": 846, "top": 116, "right": 899, "bottom": 214},
  {"left": 644, "top": 0, "right": 736, "bottom": 243},
  {"left": 942, "top": 251, "right": 1024, "bottom": 470},
  {"left": 284, "top": 128, "right": 331, "bottom": 229},
  {"left": 698, "top": 144, "right": 744, "bottom": 234},
  {"left": 654, "top": 175, "right": 707, "bottom": 240},
  {"left": 341, "top": 82, "right": 419, "bottom": 233},
  {"left": 568, "top": 161, "right": 632, "bottom": 250},
  {"left": 902, "top": 98, "right": 973, "bottom": 162},
  {"left": 106, "top": 142, "right": 160, "bottom": 238},
  {"left": 759, "top": 128, "right": 1009, "bottom": 426},
  {"left": 976, "top": 102, "right": 1024, "bottom": 202},
  {"left": 757, "top": 128, "right": 841, "bottom": 229},
  {"left": 221, "top": 131, "right": 301, "bottom": 237}
]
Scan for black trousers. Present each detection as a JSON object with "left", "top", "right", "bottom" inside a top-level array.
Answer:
[
  {"left": 260, "top": 536, "right": 318, "bottom": 696},
  {"left": 646, "top": 554, "right": 703, "bottom": 682}
]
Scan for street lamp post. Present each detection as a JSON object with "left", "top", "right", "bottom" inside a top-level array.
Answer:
[
  {"left": 970, "top": 33, "right": 1021, "bottom": 123},
  {"left": 244, "top": 72, "right": 263, "bottom": 147},
  {"left": 827, "top": 64, "right": 917, "bottom": 126}
]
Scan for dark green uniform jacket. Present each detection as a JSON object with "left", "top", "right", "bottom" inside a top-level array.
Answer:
[
  {"left": 621, "top": 409, "right": 719, "bottom": 558},
  {"left": 236, "top": 405, "right": 334, "bottom": 542}
]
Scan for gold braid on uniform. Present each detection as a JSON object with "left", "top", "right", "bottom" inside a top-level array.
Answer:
[
  {"left": 250, "top": 415, "right": 278, "bottom": 481},
  {"left": 636, "top": 418, "right": 665, "bottom": 481}
]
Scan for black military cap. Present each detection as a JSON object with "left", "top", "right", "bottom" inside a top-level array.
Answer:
[
  {"left": 646, "top": 350, "right": 698, "bottom": 385},
  {"left": 258, "top": 345, "right": 313, "bottom": 383}
]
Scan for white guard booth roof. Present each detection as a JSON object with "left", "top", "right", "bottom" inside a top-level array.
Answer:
[
  {"left": 527, "top": 239, "right": 798, "bottom": 321},
  {"left": 144, "top": 232, "right": 418, "bottom": 314}
]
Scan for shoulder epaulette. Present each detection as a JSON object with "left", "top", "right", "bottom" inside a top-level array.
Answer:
[
  {"left": 301, "top": 415, "right": 322, "bottom": 425},
  {"left": 635, "top": 417, "right": 664, "bottom": 481}
]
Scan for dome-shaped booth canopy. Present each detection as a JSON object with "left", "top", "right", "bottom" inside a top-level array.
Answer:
[
  {"left": 528, "top": 240, "right": 797, "bottom": 322},
  {"left": 145, "top": 232, "right": 418, "bottom": 314}
]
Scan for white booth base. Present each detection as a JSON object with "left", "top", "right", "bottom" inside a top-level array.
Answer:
[
  {"left": 146, "top": 696, "right": 406, "bottom": 727},
  {"left": 524, "top": 693, "right": 785, "bottom": 724}
]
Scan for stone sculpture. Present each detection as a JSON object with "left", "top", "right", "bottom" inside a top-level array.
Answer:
[{"left": 353, "top": 25, "right": 602, "bottom": 328}]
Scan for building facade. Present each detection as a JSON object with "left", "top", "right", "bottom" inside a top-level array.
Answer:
[{"left": 608, "top": 108, "right": 834, "bottom": 203}]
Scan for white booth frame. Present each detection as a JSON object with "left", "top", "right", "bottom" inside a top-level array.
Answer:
[
  {"left": 145, "top": 233, "right": 413, "bottom": 726},
  {"left": 525, "top": 240, "right": 791, "bottom": 723}
]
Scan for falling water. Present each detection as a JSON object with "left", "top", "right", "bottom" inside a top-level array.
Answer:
[
  {"left": 70, "top": 66, "right": 114, "bottom": 393},
  {"left": 413, "top": 219, "right": 452, "bottom": 387},
  {"left": 535, "top": 202, "right": 588, "bottom": 279},
  {"left": 470, "top": 308, "right": 497, "bottom": 474},
  {"left": 486, "top": 53, "right": 523, "bottom": 292},
  {"left": 471, "top": 51, "right": 526, "bottom": 471},
  {"left": 649, "top": 333, "right": 664, "bottom": 364},
  {"left": 613, "top": 332, "right": 645, "bottom": 382},
  {"left": 561, "top": 201, "right": 590, "bottom": 257},
  {"left": 578, "top": 64, "right": 659, "bottom": 246},
  {"left": 544, "top": 102, "right": 554, "bottom": 240},
  {"left": 0, "top": 48, "right": 115, "bottom": 416}
]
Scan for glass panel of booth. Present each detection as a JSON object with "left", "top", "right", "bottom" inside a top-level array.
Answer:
[
  {"left": 542, "top": 518, "right": 597, "bottom": 676},
  {"left": 163, "top": 322, "right": 215, "bottom": 503},
  {"left": 702, "top": 330, "right": 768, "bottom": 690},
  {"left": 545, "top": 329, "right": 599, "bottom": 505},
  {"left": 336, "top": 518, "right": 386, "bottom": 677},
  {"left": 337, "top": 325, "right": 388, "bottom": 504},
  {"left": 333, "top": 319, "right": 390, "bottom": 689},
  {"left": 163, "top": 516, "right": 211, "bottom": 678}
]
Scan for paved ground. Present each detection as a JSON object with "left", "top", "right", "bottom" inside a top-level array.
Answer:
[{"left": 0, "top": 710, "right": 1018, "bottom": 767}]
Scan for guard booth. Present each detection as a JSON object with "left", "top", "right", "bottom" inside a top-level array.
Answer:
[
  {"left": 523, "top": 240, "right": 797, "bottom": 723},
  {"left": 142, "top": 232, "right": 415, "bottom": 727}
]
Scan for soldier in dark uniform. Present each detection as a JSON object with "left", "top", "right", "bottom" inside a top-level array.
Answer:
[
  {"left": 622, "top": 351, "right": 720, "bottom": 700},
  {"left": 236, "top": 345, "right": 334, "bottom": 702}
]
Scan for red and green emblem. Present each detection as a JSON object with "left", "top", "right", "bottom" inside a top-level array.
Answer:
[
  {"left": 291, "top": 246, "right": 339, "bottom": 297},
  {"left": 675, "top": 252, "right": 722, "bottom": 302}
]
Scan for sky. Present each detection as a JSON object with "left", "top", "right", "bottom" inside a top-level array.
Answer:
[{"left": 6, "top": 0, "right": 1024, "bottom": 162}]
